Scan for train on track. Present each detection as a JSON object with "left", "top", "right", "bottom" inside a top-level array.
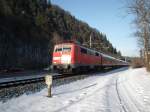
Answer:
[{"left": 51, "top": 41, "right": 128, "bottom": 73}]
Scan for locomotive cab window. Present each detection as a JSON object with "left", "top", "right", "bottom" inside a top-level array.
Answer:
[{"left": 81, "top": 48, "right": 87, "bottom": 54}]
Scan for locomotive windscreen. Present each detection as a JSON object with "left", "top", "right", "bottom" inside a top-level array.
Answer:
[
  {"left": 63, "top": 47, "right": 71, "bottom": 52},
  {"left": 55, "top": 48, "right": 62, "bottom": 52},
  {"left": 54, "top": 45, "right": 71, "bottom": 52}
]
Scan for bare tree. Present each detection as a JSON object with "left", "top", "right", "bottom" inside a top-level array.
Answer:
[{"left": 127, "top": 0, "right": 150, "bottom": 71}]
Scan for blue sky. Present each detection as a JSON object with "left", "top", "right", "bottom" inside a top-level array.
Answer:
[{"left": 51, "top": 0, "right": 139, "bottom": 57}]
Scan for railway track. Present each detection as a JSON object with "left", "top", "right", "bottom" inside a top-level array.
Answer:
[
  {"left": 0, "top": 67, "right": 120, "bottom": 89},
  {"left": 0, "top": 71, "right": 91, "bottom": 89},
  {"left": 0, "top": 72, "right": 74, "bottom": 88}
]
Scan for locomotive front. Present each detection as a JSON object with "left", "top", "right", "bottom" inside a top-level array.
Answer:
[{"left": 51, "top": 43, "right": 76, "bottom": 72}]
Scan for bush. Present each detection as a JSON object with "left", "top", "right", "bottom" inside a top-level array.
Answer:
[{"left": 131, "top": 58, "right": 144, "bottom": 68}]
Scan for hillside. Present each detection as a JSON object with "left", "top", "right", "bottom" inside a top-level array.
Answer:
[{"left": 0, "top": 0, "right": 122, "bottom": 69}]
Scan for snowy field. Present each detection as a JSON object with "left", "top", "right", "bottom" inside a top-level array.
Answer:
[{"left": 0, "top": 67, "right": 150, "bottom": 112}]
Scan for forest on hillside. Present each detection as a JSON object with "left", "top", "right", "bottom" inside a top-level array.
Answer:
[{"left": 0, "top": 0, "right": 122, "bottom": 69}]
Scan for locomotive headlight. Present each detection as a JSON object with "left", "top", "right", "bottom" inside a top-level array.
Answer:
[
  {"left": 53, "top": 57, "right": 61, "bottom": 60},
  {"left": 61, "top": 55, "right": 71, "bottom": 64}
]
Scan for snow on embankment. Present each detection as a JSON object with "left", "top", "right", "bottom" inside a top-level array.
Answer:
[
  {"left": 118, "top": 68, "right": 150, "bottom": 112},
  {"left": 0, "top": 67, "right": 150, "bottom": 112},
  {"left": 0, "top": 68, "right": 128, "bottom": 112}
]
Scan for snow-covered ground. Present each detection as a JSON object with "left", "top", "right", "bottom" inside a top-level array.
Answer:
[{"left": 0, "top": 67, "right": 150, "bottom": 112}]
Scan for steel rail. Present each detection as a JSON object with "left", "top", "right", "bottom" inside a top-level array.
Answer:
[{"left": 0, "top": 72, "right": 71, "bottom": 88}]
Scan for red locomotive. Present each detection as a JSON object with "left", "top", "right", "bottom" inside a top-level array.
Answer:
[{"left": 51, "top": 41, "right": 128, "bottom": 73}]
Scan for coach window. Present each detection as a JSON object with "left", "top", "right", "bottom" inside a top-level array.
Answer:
[
  {"left": 95, "top": 52, "right": 99, "bottom": 56},
  {"left": 81, "top": 48, "right": 87, "bottom": 54},
  {"left": 87, "top": 50, "right": 91, "bottom": 55}
]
